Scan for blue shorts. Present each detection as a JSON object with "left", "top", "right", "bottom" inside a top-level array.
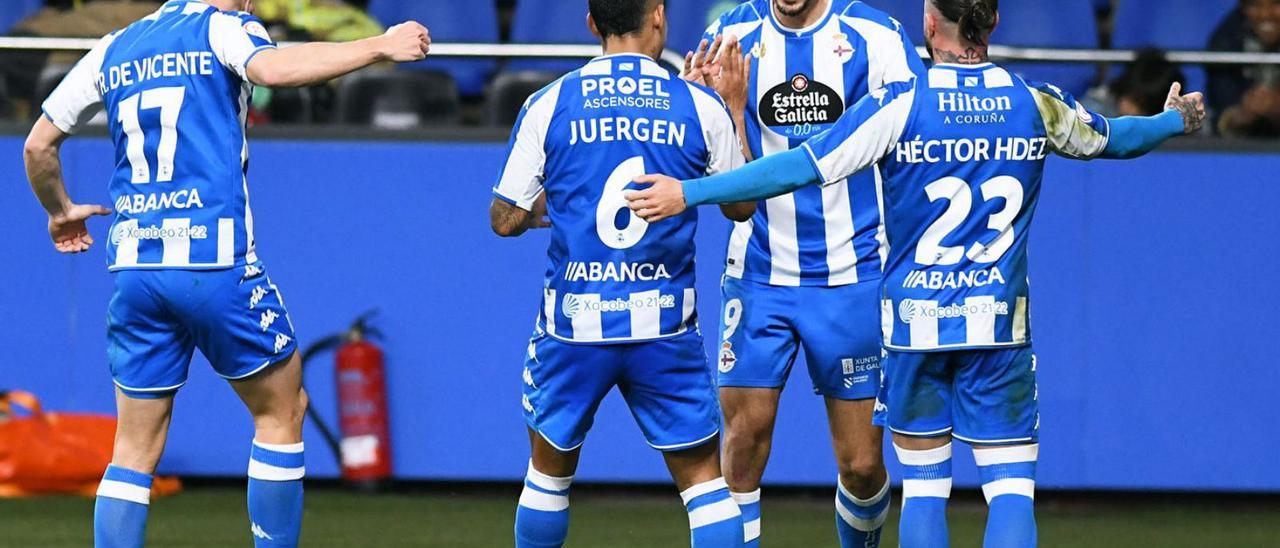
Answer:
[
  {"left": 106, "top": 263, "right": 298, "bottom": 399},
  {"left": 717, "top": 277, "right": 882, "bottom": 400},
  {"left": 522, "top": 330, "right": 720, "bottom": 452},
  {"left": 876, "top": 346, "right": 1039, "bottom": 445}
]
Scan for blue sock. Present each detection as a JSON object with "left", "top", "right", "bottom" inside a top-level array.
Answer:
[
  {"left": 94, "top": 464, "right": 153, "bottom": 548},
  {"left": 515, "top": 461, "right": 573, "bottom": 548},
  {"left": 975, "top": 444, "right": 1038, "bottom": 548},
  {"left": 895, "top": 443, "right": 953, "bottom": 548},
  {"left": 681, "top": 478, "right": 744, "bottom": 547},
  {"left": 246, "top": 441, "right": 305, "bottom": 547},
  {"left": 836, "top": 476, "right": 890, "bottom": 548},
  {"left": 731, "top": 489, "right": 761, "bottom": 547}
]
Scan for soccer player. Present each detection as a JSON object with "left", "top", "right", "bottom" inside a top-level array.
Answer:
[
  {"left": 624, "top": 0, "right": 1206, "bottom": 546},
  {"left": 23, "top": 1, "right": 428, "bottom": 546},
  {"left": 489, "top": 1, "right": 747, "bottom": 546},
  {"left": 683, "top": 2, "right": 923, "bottom": 545}
]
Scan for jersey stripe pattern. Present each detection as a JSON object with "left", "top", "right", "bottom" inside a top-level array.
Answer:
[
  {"left": 42, "top": 1, "right": 276, "bottom": 271},
  {"left": 704, "top": 0, "right": 923, "bottom": 286},
  {"left": 800, "top": 63, "right": 1110, "bottom": 351},
  {"left": 494, "top": 54, "right": 744, "bottom": 344}
]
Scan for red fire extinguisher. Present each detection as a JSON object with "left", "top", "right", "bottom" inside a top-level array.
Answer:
[{"left": 334, "top": 320, "right": 393, "bottom": 485}]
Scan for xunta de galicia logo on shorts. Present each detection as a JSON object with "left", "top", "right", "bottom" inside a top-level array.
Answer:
[{"left": 759, "top": 73, "right": 844, "bottom": 140}]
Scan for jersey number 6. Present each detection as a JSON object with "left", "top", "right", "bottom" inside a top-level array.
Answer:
[
  {"left": 596, "top": 156, "right": 650, "bottom": 250},
  {"left": 915, "top": 176, "right": 1024, "bottom": 266}
]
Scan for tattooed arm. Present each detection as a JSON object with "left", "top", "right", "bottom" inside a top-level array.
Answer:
[
  {"left": 1100, "top": 83, "right": 1205, "bottom": 160},
  {"left": 490, "top": 193, "right": 550, "bottom": 238}
]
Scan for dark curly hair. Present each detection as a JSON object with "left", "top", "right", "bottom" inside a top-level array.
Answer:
[
  {"left": 589, "top": 0, "right": 665, "bottom": 38},
  {"left": 931, "top": 0, "right": 999, "bottom": 46}
]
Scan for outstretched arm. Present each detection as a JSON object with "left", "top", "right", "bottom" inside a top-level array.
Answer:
[
  {"left": 24, "top": 116, "right": 111, "bottom": 253},
  {"left": 246, "top": 22, "right": 430, "bottom": 88},
  {"left": 1101, "top": 83, "right": 1205, "bottom": 159},
  {"left": 627, "top": 148, "right": 820, "bottom": 223}
]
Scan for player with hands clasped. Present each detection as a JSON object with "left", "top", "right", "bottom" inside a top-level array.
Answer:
[
  {"left": 627, "top": 0, "right": 1203, "bottom": 547},
  {"left": 24, "top": 1, "right": 427, "bottom": 546},
  {"left": 674, "top": 1, "right": 925, "bottom": 546}
]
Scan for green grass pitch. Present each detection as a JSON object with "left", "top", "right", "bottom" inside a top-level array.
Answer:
[{"left": 2, "top": 486, "right": 1278, "bottom": 547}]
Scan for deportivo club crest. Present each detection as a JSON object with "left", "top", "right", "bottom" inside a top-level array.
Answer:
[{"left": 718, "top": 342, "right": 737, "bottom": 373}]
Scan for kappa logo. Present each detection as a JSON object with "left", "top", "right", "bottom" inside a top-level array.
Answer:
[
  {"left": 273, "top": 333, "right": 292, "bottom": 354},
  {"left": 259, "top": 309, "right": 279, "bottom": 332},
  {"left": 249, "top": 285, "right": 269, "bottom": 310},
  {"left": 523, "top": 366, "right": 537, "bottom": 389},
  {"left": 251, "top": 523, "right": 273, "bottom": 540}
]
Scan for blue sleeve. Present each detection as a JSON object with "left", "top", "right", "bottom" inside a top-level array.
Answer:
[
  {"left": 1101, "top": 110, "right": 1185, "bottom": 159},
  {"left": 681, "top": 148, "right": 821, "bottom": 206}
]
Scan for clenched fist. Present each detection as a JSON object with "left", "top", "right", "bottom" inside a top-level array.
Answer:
[{"left": 379, "top": 21, "right": 431, "bottom": 63}]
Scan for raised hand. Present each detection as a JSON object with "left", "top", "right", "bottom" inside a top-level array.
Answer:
[
  {"left": 49, "top": 203, "right": 111, "bottom": 254},
  {"left": 712, "top": 37, "right": 752, "bottom": 116},
  {"left": 381, "top": 21, "right": 431, "bottom": 63},
  {"left": 683, "top": 35, "right": 724, "bottom": 87},
  {"left": 1165, "top": 82, "right": 1205, "bottom": 135},
  {"left": 625, "top": 175, "right": 687, "bottom": 223}
]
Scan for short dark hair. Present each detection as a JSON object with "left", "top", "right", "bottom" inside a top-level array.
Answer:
[
  {"left": 931, "top": 0, "right": 999, "bottom": 46},
  {"left": 1111, "top": 48, "right": 1186, "bottom": 116},
  {"left": 588, "top": 0, "right": 663, "bottom": 38}
]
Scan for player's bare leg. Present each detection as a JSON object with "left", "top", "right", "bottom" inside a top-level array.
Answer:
[
  {"left": 229, "top": 352, "right": 308, "bottom": 547},
  {"left": 894, "top": 433, "right": 954, "bottom": 548},
  {"left": 827, "top": 398, "right": 891, "bottom": 545},
  {"left": 720, "top": 387, "right": 780, "bottom": 490},
  {"left": 94, "top": 391, "right": 175, "bottom": 548},
  {"left": 972, "top": 442, "right": 1038, "bottom": 548},
  {"left": 230, "top": 351, "right": 308, "bottom": 446},
  {"left": 663, "top": 436, "right": 745, "bottom": 547},
  {"left": 718, "top": 387, "right": 778, "bottom": 546},
  {"left": 517, "top": 429, "right": 580, "bottom": 548},
  {"left": 109, "top": 391, "right": 176, "bottom": 474}
]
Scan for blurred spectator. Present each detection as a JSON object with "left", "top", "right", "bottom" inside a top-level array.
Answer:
[
  {"left": 1209, "top": 0, "right": 1280, "bottom": 137},
  {"left": 1109, "top": 49, "right": 1187, "bottom": 117},
  {"left": 255, "top": 0, "right": 383, "bottom": 43}
]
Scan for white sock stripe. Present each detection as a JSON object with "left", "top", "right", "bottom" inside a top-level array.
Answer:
[
  {"left": 836, "top": 496, "right": 890, "bottom": 532},
  {"left": 902, "top": 478, "right": 952, "bottom": 499},
  {"left": 526, "top": 461, "right": 573, "bottom": 492},
  {"left": 680, "top": 477, "right": 730, "bottom": 505},
  {"left": 982, "top": 478, "right": 1036, "bottom": 503},
  {"left": 731, "top": 489, "right": 761, "bottom": 505},
  {"left": 248, "top": 459, "right": 306, "bottom": 481},
  {"left": 973, "top": 444, "right": 1039, "bottom": 467},
  {"left": 838, "top": 476, "right": 891, "bottom": 506},
  {"left": 894, "top": 443, "right": 952, "bottom": 466},
  {"left": 96, "top": 479, "right": 151, "bottom": 505},
  {"left": 253, "top": 440, "right": 304, "bottom": 453},
  {"left": 743, "top": 518, "right": 761, "bottom": 541},
  {"left": 519, "top": 486, "right": 570, "bottom": 512},
  {"left": 687, "top": 498, "right": 741, "bottom": 529}
]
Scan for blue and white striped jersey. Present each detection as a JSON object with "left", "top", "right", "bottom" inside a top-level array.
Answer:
[
  {"left": 703, "top": 0, "right": 923, "bottom": 286},
  {"left": 494, "top": 53, "right": 745, "bottom": 344},
  {"left": 42, "top": 0, "right": 275, "bottom": 271},
  {"left": 799, "top": 63, "right": 1111, "bottom": 351}
]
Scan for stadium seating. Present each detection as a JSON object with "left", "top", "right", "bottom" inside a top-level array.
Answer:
[
  {"left": 335, "top": 69, "right": 462, "bottom": 128},
  {"left": 34, "top": 62, "right": 73, "bottom": 105},
  {"left": 862, "top": 0, "right": 925, "bottom": 45},
  {"left": 487, "top": 71, "right": 560, "bottom": 127},
  {"left": 508, "top": 0, "right": 597, "bottom": 74},
  {"left": 366, "top": 0, "right": 499, "bottom": 97},
  {"left": 1112, "top": 0, "right": 1239, "bottom": 95},
  {"left": 992, "top": 0, "right": 1100, "bottom": 95},
  {"left": 0, "top": 0, "right": 42, "bottom": 35}
]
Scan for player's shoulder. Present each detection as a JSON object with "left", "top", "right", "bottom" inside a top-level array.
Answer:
[
  {"left": 705, "top": 0, "right": 768, "bottom": 36},
  {"left": 521, "top": 72, "right": 571, "bottom": 114},
  {"left": 838, "top": 1, "right": 904, "bottom": 34},
  {"left": 683, "top": 79, "right": 730, "bottom": 113},
  {"left": 1019, "top": 74, "right": 1082, "bottom": 108}
]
